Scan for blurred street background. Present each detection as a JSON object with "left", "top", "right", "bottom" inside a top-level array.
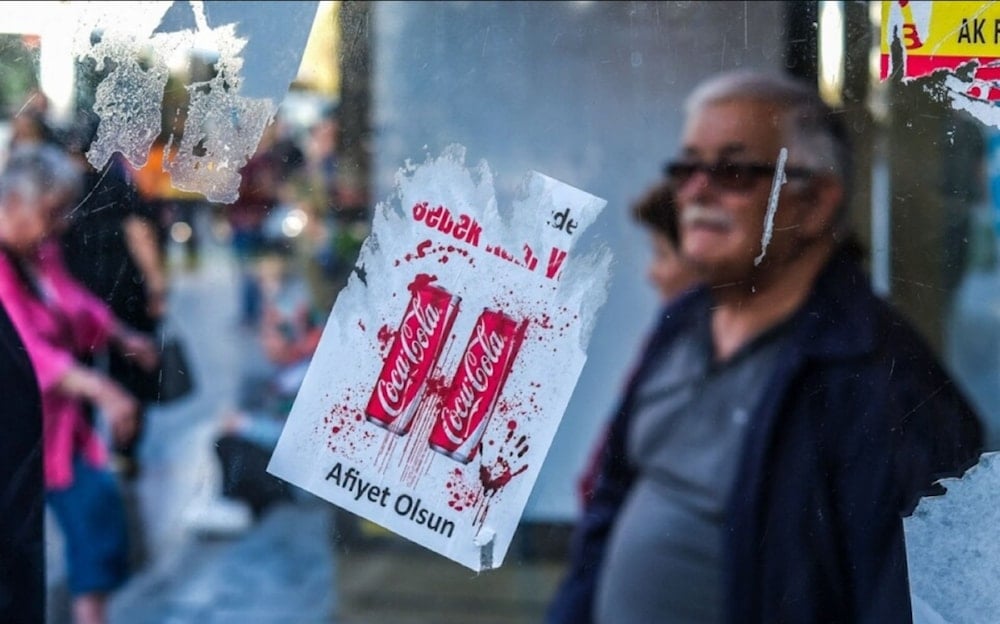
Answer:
[{"left": 6, "top": 2, "right": 998, "bottom": 622}]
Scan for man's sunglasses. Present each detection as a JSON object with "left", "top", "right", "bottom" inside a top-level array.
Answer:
[{"left": 663, "top": 160, "right": 814, "bottom": 192}]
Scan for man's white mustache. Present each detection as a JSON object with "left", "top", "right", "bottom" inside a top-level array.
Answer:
[{"left": 681, "top": 204, "right": 734, "bottom": 229}]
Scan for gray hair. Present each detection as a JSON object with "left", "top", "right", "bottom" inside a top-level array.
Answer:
[
  {"left": 1, "top": 145, "right": 82, "bottom": 207},
  {"left": 684, "top": 71, "right": 852, "bottom": 225}
]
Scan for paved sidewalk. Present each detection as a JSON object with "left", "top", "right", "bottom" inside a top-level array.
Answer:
[
  {"left": 337, "top": 551, "right": 565, "bottom": 623},
  {"left": 110, "top": 502, "right": 336, "bottom": 624},
  {"left": 334, "top": 519, "right": 569, "bottom": 624},
  {"left": 109, "top": 502, "right": 568, "bottom": 624}
]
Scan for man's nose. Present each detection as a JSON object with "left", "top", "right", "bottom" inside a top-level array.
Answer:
[{"left": 675, "top": 167, "right": 713, "bottom": 201}]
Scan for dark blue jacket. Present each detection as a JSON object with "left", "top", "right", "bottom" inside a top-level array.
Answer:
[{"left": 547, "top": 250, "right": 983, "bottom": 624}]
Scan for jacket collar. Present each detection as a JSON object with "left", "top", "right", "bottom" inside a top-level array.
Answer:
[
  {"left": 651, "top": 246, "right": 878, "bottom": 364},
  {"left": 784, "top": 247, "right": 879, "bottom": 361}
]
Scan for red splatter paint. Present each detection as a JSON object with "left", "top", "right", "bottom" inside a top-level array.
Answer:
[
  {"left": 395, "top": 390, "right": 442, "bottom": 486},
  {"left": 396, "top": 240, "right": 475, "bottom": 266},
  {"left": 325, "top": 386, "right": 378, "bottom": 460},
  {"left": 424, "top": 372, "right": 451, "bottom": 398},
  {"left": 392, "top": 337, "right": 458, "bottom": 488},
  {"left": 407, "top": 272, "right": 439, "bottom": 295},
  {"left": 377, "top": 324, "right": 396, "bottom": 352},
  {"left": 446, "top": 467, "right": 481, "bottom": 512}
]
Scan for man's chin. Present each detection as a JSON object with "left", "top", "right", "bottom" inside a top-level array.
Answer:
[
  {"left": 683, "top": 252, "right": 754, "bottom": 287},
  {"left": 684, "top": 239, "right": 732, "bottom": 269},
  {"left": 682, "top": 223, "right": 732, "bottom": 244}
]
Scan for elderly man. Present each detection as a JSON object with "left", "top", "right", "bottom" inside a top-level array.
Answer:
[{"left": 547, "top": 70, "right": 983, "bottom": 624}]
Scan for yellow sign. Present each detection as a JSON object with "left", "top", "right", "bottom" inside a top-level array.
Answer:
[{"left": 881, "top": 0, "right": 1000, "bottom": 90}]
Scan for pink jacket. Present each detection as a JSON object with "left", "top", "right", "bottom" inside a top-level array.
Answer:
[{"left": 0, "top": 240, "right": 114, "bottom": 489}]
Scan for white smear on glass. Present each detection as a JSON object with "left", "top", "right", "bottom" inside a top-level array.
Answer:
[
  {"left": 754, "top": 147, "right": 787, "bottom": 267},
  {"left": 71, "top": 1, "right": 317, "bottom": 203}
]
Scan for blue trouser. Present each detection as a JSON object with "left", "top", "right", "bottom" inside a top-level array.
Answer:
[{"left": 47, "top": 458, "right": 129, "bottom": 595}]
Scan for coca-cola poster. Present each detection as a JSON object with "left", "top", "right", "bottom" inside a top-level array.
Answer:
[{"left": 268, "top": 146, "right": 611, "bottom": 571}]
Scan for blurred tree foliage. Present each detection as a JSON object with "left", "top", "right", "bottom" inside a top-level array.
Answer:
[{"left": 0, "top": 35, "right": 40, "bottom": 116}]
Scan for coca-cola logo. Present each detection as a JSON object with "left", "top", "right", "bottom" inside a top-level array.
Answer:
[
  {"left": 464, "top": 323, "right": 504, "bottom": 392},
  {"left": 375, "top": 301, "right": 442, "bottom": 416},
  {"left": 440, "top": 325, "right": 506, "bottom": 443},
  {"left": 439, "top": 396, "right": 484, "bottom": 445}
]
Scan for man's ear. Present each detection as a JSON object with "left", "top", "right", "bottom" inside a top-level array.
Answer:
[{"left": 790, "top": 175, "right": 844, "bottom": 240}]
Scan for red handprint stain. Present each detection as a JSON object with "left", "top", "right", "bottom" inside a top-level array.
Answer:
[
  {"left": 474, "top": 420, "right": 530, "bottom": 526},
  {"left": 479, "top": 427, "right": 529, "bottom": 495}
]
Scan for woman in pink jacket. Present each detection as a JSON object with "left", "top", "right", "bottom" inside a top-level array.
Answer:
[{"left": 0, "top": 146, "right": 157, "bottom": 624}]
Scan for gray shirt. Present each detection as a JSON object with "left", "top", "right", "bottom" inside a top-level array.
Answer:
[{"left": 595, "top": 313, "right": 790, "bottom": 624}]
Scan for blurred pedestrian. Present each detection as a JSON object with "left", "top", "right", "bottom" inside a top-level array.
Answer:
[
  {"left": 226, "top": 126, "right": 281, "bottom": 327},
  {"left": 61, "top": 122, "right": 168, "bottom": 481},
  {"left": 630, "top": 180, "right": 701, "bottom": 303},
  {"left": 290, "top": 106, "right": 363, "bottom": 315},
  {"left": 8, "top": 107, "right": 57, "bottom": 153},
  {"left": 578, "top": 182, "right": 700, "bottom": 505},
  {"left": 0, "top": 297, "right": 44, "bottom": 624},
  {"left": 3, "top": 93, "right": 59, "bottom": 170},
  {"left": 215, "top": 244, "right": 320, "bottom": 522},
  {"left": 129, "top": 133, "right": 205, "bottom": 264},
  {"left": 548, "top": 70, "right": 983, "bottom": 624},
  {"left": 0, "top": 146, "right": 158, "bottom": 624},
  {"left": 184, "top": 242, "right": 319, "bottom": 534}
]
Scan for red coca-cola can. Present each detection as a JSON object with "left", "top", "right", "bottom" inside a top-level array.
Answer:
[
  {"left": 429, "top": 308, "right": 529, "bottom": 463},
  {"left": 366, "top": 274, "right": 460, "bottom": 435}
]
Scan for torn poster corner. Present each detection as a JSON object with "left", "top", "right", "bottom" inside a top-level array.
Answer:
[
  {"left": 905, "top": 451, "right": 1000, "bottom": 623},
  {"left": 880, "top": 1, "right": 1000, "bottom": 128}
]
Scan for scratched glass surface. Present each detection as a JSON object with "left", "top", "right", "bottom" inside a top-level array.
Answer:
[{"left": 0, "top": 2, "right": 996, "bottom": 623}]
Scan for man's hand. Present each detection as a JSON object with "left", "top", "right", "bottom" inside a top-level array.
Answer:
[
  {"left": 115, "top": 327, "right": 160, "bottom": 372},
  {"left": 58, "top": 366, "right": 140, "bottom": 446},
  {"left": 96, "top": 380, "right": 139, "bottom": 446}
]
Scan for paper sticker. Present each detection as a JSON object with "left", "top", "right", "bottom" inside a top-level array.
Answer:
[
  {"left": 268, "top": 146, "right": 611, "bottom": 571},
  {"left": 881, "top": 1, "right": 1000, "bottom": 99},
  {"left": 880, "top": 1, "right": 1000, "bottom": 128}
]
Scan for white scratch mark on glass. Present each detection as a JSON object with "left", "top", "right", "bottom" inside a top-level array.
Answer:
[
  {"left": 744, "top": 1, "right": 748, "bottom": 49},
  {"left": 754, "top": 147, "right": 788, "bottom": 267}
]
